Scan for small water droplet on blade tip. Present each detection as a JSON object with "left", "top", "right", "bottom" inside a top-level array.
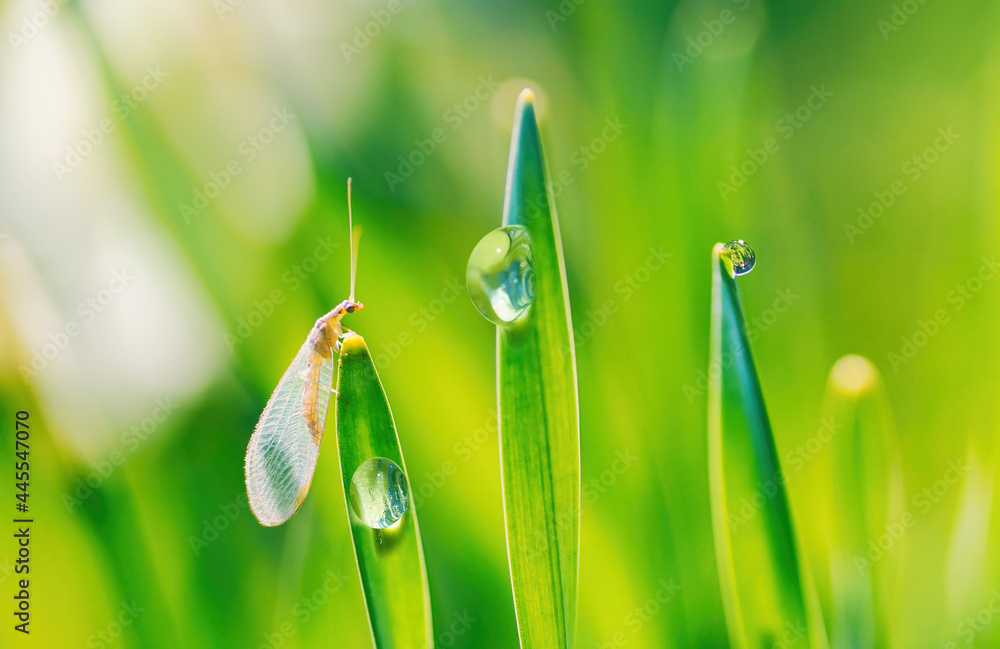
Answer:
[{"left": 723, "top": 239, "right": 756, "bottom": 276}]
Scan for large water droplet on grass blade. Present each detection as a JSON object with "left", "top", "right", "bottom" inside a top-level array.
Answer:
[
  {"left": 349, "top": 457, "right": 410, "bottom": 529},
  {"left": 467, "top": 224, "right": 535, "bottom": 325}
]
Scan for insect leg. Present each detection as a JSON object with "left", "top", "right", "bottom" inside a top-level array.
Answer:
[{"left": 329, "top": 320, "right": 345, "bottom": 354}]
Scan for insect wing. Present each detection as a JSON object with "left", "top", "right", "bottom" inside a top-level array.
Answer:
[{"left": 245, "top": 339, "right": 335, "bottom": 526}]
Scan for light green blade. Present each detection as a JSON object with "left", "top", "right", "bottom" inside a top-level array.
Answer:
[
  {"left": 708, "top": 243, "right": 819, "bottom": 649},
  {"left": 823, "top": 355, "right": 903, "bottom": 649},
  {"left": 497, "top": 89, "right": 580, "bottom": 649},
  {"left": 336, "top": 333, "right": 433, "bottom": 649}
]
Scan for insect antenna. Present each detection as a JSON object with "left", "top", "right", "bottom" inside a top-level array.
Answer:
[{"left": 347, "top": 178, "right": 362, "bottom": 303}]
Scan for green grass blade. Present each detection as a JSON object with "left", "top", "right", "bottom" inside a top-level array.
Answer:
[
  {"left": 708, "top": 243, "right": 818, "bottom": 649},
  {"left": 497, "top": 89, "right": 580, "bottom": 649},
  {"left": 823, "top": 355, "right": 903, "bottom": 649},
  {"left": 336, "top": 333, "right": 433, "bottom": 649}
]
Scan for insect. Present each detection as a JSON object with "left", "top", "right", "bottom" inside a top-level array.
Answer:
[{"left": 245, "top": 179, "right": 364, "bottom": 526}]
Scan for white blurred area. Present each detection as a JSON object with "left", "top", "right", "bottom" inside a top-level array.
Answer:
[
  {"left": 0, "top": 0, "right": 365, "bottom": 458},
  {"left": 0, "top": 6, "right": 222, "bottom": 458}
]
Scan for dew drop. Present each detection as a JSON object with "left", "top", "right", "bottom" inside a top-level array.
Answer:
[
  {"left": 466, "top": 225, "right": 535, "bottom": 325},
  {"left": 348, "top": 457, "right": 409, "bottom": 529},
  {"left": 723, "top": 239, "right": 756, "bottom": 276}
]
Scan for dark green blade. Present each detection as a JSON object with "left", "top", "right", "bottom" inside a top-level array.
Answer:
[
  {"left": 708, "top": 243, "right": 820, "bottom": 649},
  {"left": 336, "top": 334, "right": 433, "bottom": 648}
]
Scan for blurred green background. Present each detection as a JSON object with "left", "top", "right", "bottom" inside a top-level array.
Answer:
[{"left": 1, "top": 0, "right": 999, "bottom": 646}]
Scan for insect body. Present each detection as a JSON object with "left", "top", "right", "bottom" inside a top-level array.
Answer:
[
  {"left": 245, "top": 180, "right": 363, "bottom": 526},
  {"left": 300, "top": 299, "right": 363, "bottom": 443}
]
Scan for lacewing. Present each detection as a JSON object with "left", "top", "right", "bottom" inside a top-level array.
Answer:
[{"left": 245, "top": 180, "right": 363, "bottom": 526}]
